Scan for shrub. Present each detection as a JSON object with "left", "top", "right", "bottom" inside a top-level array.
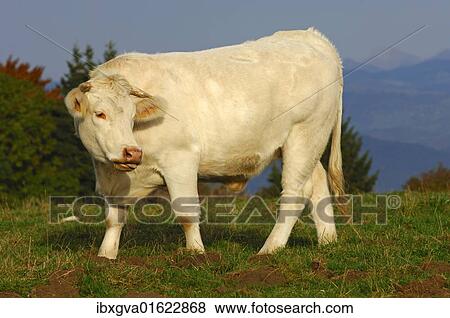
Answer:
[
  {"left": 403, "top": 163, "right": 450, "bottom": 192},
  {"left": 0, "top": 72, "right": 81, "bottom": 196}
]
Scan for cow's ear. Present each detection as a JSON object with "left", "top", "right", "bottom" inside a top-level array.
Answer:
[
  {"left": 65, "top": 87, "right": 88, "bottom": 118},
  {"left": 130, "top": 89, "right": 165, "bottom": 122}
]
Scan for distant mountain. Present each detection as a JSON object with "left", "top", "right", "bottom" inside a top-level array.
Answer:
[
  {"left": 433, "top": 48, "right": 450, "bottom": 60},
  {"left": 364, "top": 48, "right": 421, "bottom": 70},
  {"left": 344, "top": 55, "right": 450, "bottom": 150},
  {"left": 344, "top": 49, "right": 422, "bottom": 72},
  {"left": 343, "top": 58, "right": 381, "bottom": 73},
  {"left": 344, "top": 51, "right": 450, "bottom": 190}
]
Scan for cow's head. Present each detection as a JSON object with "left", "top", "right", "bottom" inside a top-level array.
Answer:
[{"left": 64, "top": 75, "right": 164, "bottom": 171}]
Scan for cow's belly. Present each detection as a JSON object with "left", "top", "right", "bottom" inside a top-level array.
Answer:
[{"left": 198, "top": 150, "right": 277, "bottom": 178}]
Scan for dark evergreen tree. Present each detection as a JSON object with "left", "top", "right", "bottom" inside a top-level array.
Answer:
[
  {"left": 60, "top": 45, "right": 94, "bottom": 95},
  {"left": 61, "top": 42, "right": 117, "bottom": 94},
  {"left": 103, "top": 41, "right": 118, "bottom": 62},
  {"left": 84, "top": 45, "right": 96, "bottom": 68}
]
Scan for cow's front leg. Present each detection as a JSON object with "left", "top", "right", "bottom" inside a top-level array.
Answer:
[
  {"left": 98, "top": 205, "right": 127, "bottom": 259},
  {"left": 162, "top": 153, "right": 204, "bottom": 252}
]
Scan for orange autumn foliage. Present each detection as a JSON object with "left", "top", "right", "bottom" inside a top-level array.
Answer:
[
  {"left": 0, "top": 56, "right": 61, "bottom": 100},
  {"left": 404, "top": 163, "right": 450, "bottom": 192}
]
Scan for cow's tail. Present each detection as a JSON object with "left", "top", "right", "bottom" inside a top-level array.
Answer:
[{"left": 328, "top": 86, "right": 345, "bottom": 198}]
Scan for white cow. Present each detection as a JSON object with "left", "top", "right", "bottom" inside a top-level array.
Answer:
[{"left": 65, "top": 28, "right": 344, "bottom": 259}]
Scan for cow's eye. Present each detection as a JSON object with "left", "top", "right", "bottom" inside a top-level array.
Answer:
[{"left": 95, "top": 112, "right": 106, "bottom": 120}]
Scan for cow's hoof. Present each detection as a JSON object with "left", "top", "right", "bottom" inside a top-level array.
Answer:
[
  {"left": 185, "top": 236, "right": 205, "bottom": 253},
  {"left": 186, "top": 245, "right": 205, "bottom": 254},
  {"left": 97, "top": 250, "right": 118, "bottom": 260},
  {"left": 258, "top": 236, "right": 286, "bottom": 255},
  {"left": 257, "top": 244, "right": 282, "bottom": 255}
]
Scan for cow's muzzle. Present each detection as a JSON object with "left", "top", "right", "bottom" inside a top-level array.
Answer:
[{"left": 112, "top": 146, "right": 143, "bottom": 171}]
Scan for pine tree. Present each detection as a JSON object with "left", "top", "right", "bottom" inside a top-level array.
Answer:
[
  {"left": 103, "top": 41, "right": 118, "bottom": 62},
  {"left": 60, "top": 42, "right": 117, "bottom": 95},
  {"left": 258, "top": 117, "right": 378, "bottom": 196},
  {"left": 84, "top": 45, "right": 96, "bottom": 68},
  {"left": 60, "top": 45, "right": 91, "bottom": 95}
]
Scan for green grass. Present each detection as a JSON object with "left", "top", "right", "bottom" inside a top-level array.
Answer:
[{"left": 0, "top": 192, "right": 448, "bottom": 297}]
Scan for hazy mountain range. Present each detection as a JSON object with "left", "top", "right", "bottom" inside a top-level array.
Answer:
[{"left": 248, "top": 49, "right": 450, "bottom": 193}]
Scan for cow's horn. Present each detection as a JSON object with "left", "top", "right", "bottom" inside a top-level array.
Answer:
[
  {"left": 79, "top": 82, "right": 92, "bottom": 93},
  {"left": 130, "top": 88, "right": 151, "bottom": 98}
]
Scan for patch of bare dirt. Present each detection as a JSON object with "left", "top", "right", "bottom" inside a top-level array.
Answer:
[
  {"left": 30, "top": 268, "right": 83, "bottom": 298},
  {"left": 311, "top": 260, "right": 334, "bottom": 279},
  {"left": 421, "top": 261, "right": 450, "bottom": 275},
  {"left": 310, "top": 259, "right": 367, "bottom": 282},
  {"left": 396, "top": 275, "right": 450, "bottom": 297},
  {"left": 175, "top": 252, "right": 222, "bottom": 267},
  {"left": 0, "top": 291, "right": 21, "bottom": 298},
  {"left": 85, "top": 252, "right": 166, "bottom": 268},
  {"left": 125, "top": 291, "right": 166, "bottom": 298},
  {"left": 226, "top": 266, "right": 287, "bottom": 287},
  {"left": 120, "top": 256, "right": 150, "bottom": 267},
  {"left": 215, "top": 286, "right": 230, "bottom": 294}
]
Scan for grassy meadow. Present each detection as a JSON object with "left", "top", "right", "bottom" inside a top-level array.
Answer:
[{"left": 0, "top": 192, "right": 448, "bottom": 297}]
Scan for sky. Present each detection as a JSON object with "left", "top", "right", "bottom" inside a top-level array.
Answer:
[{"left": 1, "top": 0, "right": 449, "bottom": 80}]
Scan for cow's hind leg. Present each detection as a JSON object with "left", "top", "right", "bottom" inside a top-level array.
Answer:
[
  {"left": 258, "top": 123, "right": 331, "bottom": 255},
  {"left": 98, "top": 205, "right": 127, "bottom": 259},
  {"left": 310, "top": 163, "right": 337, "bottom": 245}
]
